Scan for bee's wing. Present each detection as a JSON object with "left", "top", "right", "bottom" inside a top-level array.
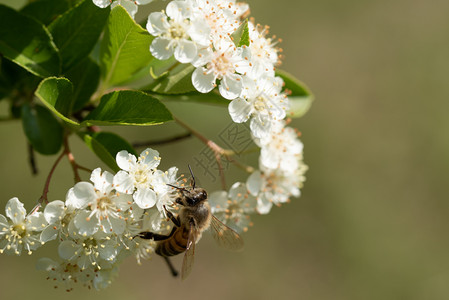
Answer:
[
  {"left": 210, "top": 215, "right": 244, "bottom": 251},
  {"left": 181, "top": 224, "right": 196, "bottom": 280}
]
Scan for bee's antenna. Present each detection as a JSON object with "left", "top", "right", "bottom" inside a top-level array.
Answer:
[
  {"left": 167, "top": 184, "right": 186, "bottom": 191},
  {"left": 188, "top": 164, "right": 195, "bottom": 189}
]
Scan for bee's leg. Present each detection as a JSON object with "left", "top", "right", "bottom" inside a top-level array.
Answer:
[
  {"left": 163, "top": 205, "right": 181, "bottom": 227},
  {"left": 136, "top": 226, "right": 177, "bottom": 240},
  {"left": 163, "top": 256, "right": 179, "bottom": 277}
]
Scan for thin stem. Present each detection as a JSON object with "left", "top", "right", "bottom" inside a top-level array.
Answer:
[
  {"left": 32, "top": 135, "right": 89, "bottom": 214},
  {"left": 173, "top": 116, "right": 255, "bottom": 189},
  {"left": 75, "top": 164, "right": 93, "bottom": 173},
  {"left": 174, "top": 116, "right": 227, "bottom": 189},
  {"left": 38, "top": 150, "right": 66, "bottom": 205},
  {"left": 225, "top": 156, "right": 255, "bottom": 174},
  {"left": 132, "top": 132, "right": 192, "bottom": 148},
  {"left": 64, "top": 137, "right": 81, "bottom": 183},
  {"left": 27, "top": 143, "right": 38, "bottom": 175}
]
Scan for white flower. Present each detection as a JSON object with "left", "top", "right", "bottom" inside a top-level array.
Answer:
[
  {"left": 146, "top": 1, "right": 206, "bottom": 63},
  {"left": 256, "top": 121, "right": 304, "bottom": 173},
  {"left": 93, "top": 266, "right": 120, "bottom": 290},
  {"left": 0, "top": 198, "right": 47, "bottom": 255},
  {"left": 247, "top": 164, "right": 307, "bottom": 214},
  {"left": 111, "top": 0, "right": 138, "bottom": 18},
  {"left": 209, "top": 182, "right": 257, "bottom": 233},
  {"left": 93, "top": 0, "right": 142, "bottom": 19},
  {"left": 36, "top": 257, "right": 97, "bottom": 291},
  {"left": 229, "top": 76, "right": 289, "bottom": 138},
  {"left": 113, "top": 148, "right": 161, "bottom": 209},
  {"left": 40, "top": 200, "right": 69, "bottom": 243},
  {"left": 92, "top": 0, "right": 113, "bottom": 8},
  {"left": 246, "top": 21, "right": 279, "bottom": 79},
  {"left": 58, "top": 234, "right": 120, "bottom": 270},
  {"left": 152, "top": 167, "right": 180, "bottom": 213},
  {"left": 190, "top": 0, "right": 241, "bottom": 39},
  {"left": 192, "top": 38, "right": 251, "bottom": 99},
  {"left": 142, "top": 207, "right": 174, "bottom": 235},
  {"left": 130, "top": 237, "right": 157, "bottom": 265},
  {"left": 67, "top": 168, "right": 132, "bottom": 236}
]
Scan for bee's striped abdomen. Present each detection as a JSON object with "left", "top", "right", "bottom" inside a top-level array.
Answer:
[{"left": 156, "top": 226, "right": 189, "bottom": 257}]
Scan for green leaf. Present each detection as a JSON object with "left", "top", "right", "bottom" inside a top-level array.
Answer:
[
  {"left": 100, "top": 5, "right": 154, "bottom": 87},
  {"left": 81, "top": 131, "right": 136, "bottom": 172},
  {"left": 66, "top": 58, "right": 100, "bottom": 112},
  {"left": 232, "top": 19, "right": 250, "bottom": 47},
  {"left": 148, "top": 64, "right": 196, "bottom": 94},
  {"left": 49, "top": 0, "right": 110, "bottom": 72},
  {"left": 155, "top": 90, "right": 229, "bottom": 106},
  {"left": 0, "top": 5, "right": 60, "bottom": 77},
  {"left": 276, "top": 69, "right": 314, "bottom": 118},
  {"left": 35, "top": 77, "right": 80, "bottom": 126},
  {"left": 22, "top": 103, "right": 64, "bottom": 155},
  {"left": 21, "top": 0, "right": 69, "bottom": 25},
  {"left": 83, "top": 90, "right": 173, "bottom": 126}
]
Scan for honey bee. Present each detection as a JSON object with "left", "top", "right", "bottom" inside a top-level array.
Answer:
[{"left": 136, "top": 166, "right": 244, "bottom": 279}]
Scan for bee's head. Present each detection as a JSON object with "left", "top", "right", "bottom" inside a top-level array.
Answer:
[
  {"left": 168, "top": 166, "right": 207, "bottom": 206},
  {"left": 182, "top": 187, "right": 208, "bottom": 206}
]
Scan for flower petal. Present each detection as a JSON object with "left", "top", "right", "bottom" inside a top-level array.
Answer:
[
  {"left": 257, "top": 194, "right": 272, "bottom": 214},
  {"left": 98, "top": 240, "right": 119, "bottom": 262},
  {"left": 0, "top": 214, "right": 8, "bottom": 232},
  {"left": 43, "top": 200, "right": 65, "bottom": 224},
  {"left": 58, "top": 240, "right": 79, "bottom": 261},
  {"left": 192, "top": 67, "right": 215, "bottom": 93},
  {"left": 150, "top": 37, "right": 175, "bottom": 60},
  {"left": 134, "top": 188, "right": 157, "bottom": 209},
  {"left": 250, "top": 115, "right": 271, "bottom": 139},
  {"left": 113, "top": 171, "right": 135, "bottom": 194},
  {"left": 111, "top": 0, "right": 138, "bottom": 19},
  {"left": 113, "top": 193, "right": 133, "bottom": 211},
  {"left": 26, "top": 212, "right": 47, "bottom": 232},
  {"left": 228, "top": 98, "right": 252, "bottom": 123},
  {"left": 166, "top": 0, "right": 192, "bottom": 21},
  {"left": 219, "top": 74, "right": 243, "bottom": 100},
  {"left": 90, "top": 168, "right": 114, "bottom": 194},
  {"left": 74, "top": 210, "right": 99, "bottom": 236},
  {"left": 209, "top": 190, "right": 228, "bottom": 212},
  {"left": 6, "top": 197, "right": 26, "bottom": 224},
  {"left": 66, "top": 182, "right": 96, "bottom": 209},
  {"left": 246, "top": 170, "right": 262, "bottom": 196},
  {"left": 174, "top": 39, "right": 197, "bottom": 63},
  {"left": 36, "top": 257, "right": 57, "bottom": 271},
  {"left": 116, "top": 150, "right": 136, "bottom": 172},
  {"left": 139, "top": 148, "right": 160, "bottom": 168},
  {"left": 40, "top": 225, "right": 58, "bottom": 243},
  {"left": 147, "top": 11, "right": 169, "bottom": 36},
  {"left": 188, "top": 19, "right": 211, "bottom": 46},
  {"left": 92, "top": 0, "right": 111, "bottom": 8},
  {"left": 228, "top": 182, "right": 248, "bottom": 202}
]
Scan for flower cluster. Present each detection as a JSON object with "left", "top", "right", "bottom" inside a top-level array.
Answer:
[
  {"left": 1, "top": 0, "right": 308, "bottom": 291},
  {"left": 146, "top": 0, "right": 290, "bottom": 138},
  {"left": 0, "top": 148, "right": 182, "bottom": 290},
  {"left": 143, "top": 0, "right": 307, "bottom": 227}
]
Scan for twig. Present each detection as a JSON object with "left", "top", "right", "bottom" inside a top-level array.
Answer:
[
  {"left": 173, "top": 116, "right": 256, "bottom": 190},
  {"left": 132, "top": 132, "right": 192, "bottom": 148},
  {"left": 27, "top": 143, "right": 38, "bottom": 175},
  {"left": 174, "top": 116, "right": 227, "bottom": 189},
  {"left": 38, "top": 150, "right": 66, "bottom": 206},
  {"left": 64, "top": 137, "right": 81, "bottom": 183}
]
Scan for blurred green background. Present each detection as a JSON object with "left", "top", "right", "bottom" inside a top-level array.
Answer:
[{"left": 1, "top": 0, "right": 449, "bottom": 299}]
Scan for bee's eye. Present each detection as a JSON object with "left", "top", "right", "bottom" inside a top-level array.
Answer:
[{"left": 186, "top": 197, "right": 195, "bottom": 206}]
